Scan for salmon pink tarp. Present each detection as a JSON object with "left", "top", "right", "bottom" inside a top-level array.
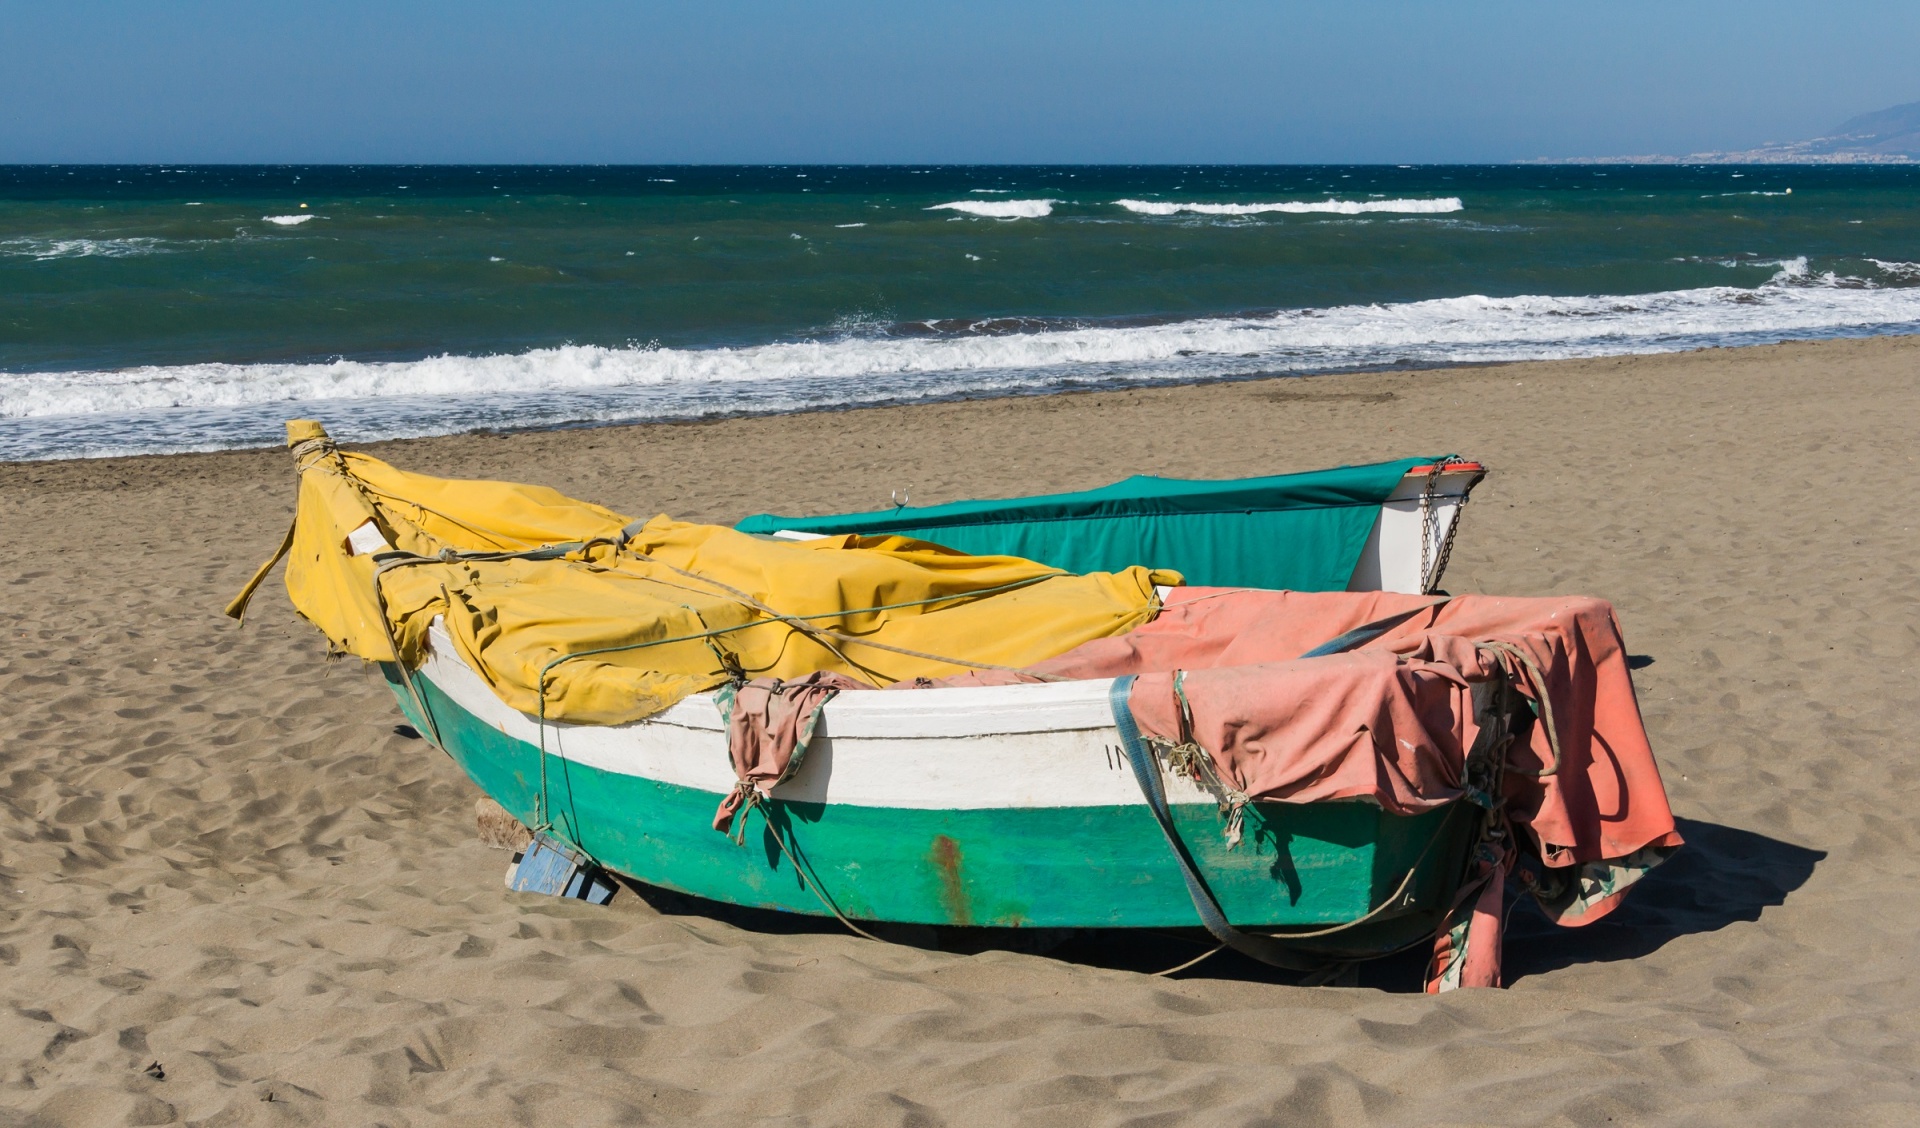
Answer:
[
  {"left": 928, "top": 587, "right": 1682, "bottom": 895},
  {"left": 1038, "top": 588, "right": 1682, "bottom": 871},
  {"left": 912, "top": 586, "right": 1684, "bottom": 989}
]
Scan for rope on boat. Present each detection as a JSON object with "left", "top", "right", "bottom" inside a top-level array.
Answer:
[
  {"left": 1149, "top": 816, "right": 1462, "bottom": 971},
  {"left": 1153, "top": 944, "right": 1227, "bottom": 977},
  {"left": 1473, "top": 640, "right": 1563, "bottom": 777},
  {"left": 593, "top": 523, "right": 1086, "bottom": 684},
  {"left": 738, "top": 792, "right": 888, "bottom": 945},
  {"left": 1156, "top": 671, "right": 1254, "bottom": 847}
]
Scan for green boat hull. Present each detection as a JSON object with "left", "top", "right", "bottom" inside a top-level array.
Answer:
[{"left": 387, "top": 665, "right": 1476, "bottom": 954}]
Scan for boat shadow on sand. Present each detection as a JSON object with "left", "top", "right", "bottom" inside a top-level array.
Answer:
[
  {"left": 1495, "top": 816, "right": 1824, "bottom": 986},
  {"left": 616, "top": 816, "right": 1821, "bottom": 993}
]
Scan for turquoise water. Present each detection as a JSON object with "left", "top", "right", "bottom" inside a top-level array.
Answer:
[{"left": 5, "top": 164, "right": 1920, "bottom": 459}]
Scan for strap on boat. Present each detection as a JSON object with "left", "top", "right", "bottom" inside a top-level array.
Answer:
[
  {"left": 1108, "top": 676, "right": 1322, "bottom": 972},
  {"left": 1108, "top": 603, "right": 1466, "bottom": 973},
  {"left": 1296, "top": 597, "right": 1451, "bottom": 658},
  {"left": 223, "top": 515, "right": 298, "bottom": 623}
]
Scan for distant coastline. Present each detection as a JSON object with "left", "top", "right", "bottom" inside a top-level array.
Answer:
[
  {"left": 1530, "top": 98, "right": 1920, "bottom": 165},
  {"left": 1521, "top": 152, "right": 1915, "bottom": 166}
]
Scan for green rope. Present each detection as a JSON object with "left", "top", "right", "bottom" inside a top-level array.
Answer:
[{"left": 528, "top": 571, "right": 1063, "bottom": 689}]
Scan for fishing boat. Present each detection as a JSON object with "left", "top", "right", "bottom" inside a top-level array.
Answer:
[
  {"left": 234, "top": 424, "right": 1678, "bottom": 989},
  {"left": 388, "top": 610, "right": 1470, "bottom": 941}
]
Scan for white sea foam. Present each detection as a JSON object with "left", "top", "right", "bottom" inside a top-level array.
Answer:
[
  {"left": 1, "top": 237, "right": 171, "bottom": 261},
  {"left": 1764, "top": 257, "right": 1857, "bottom": 287},
  {"left": 8, "top": 265, "right": 1920, "bottom": 459},
  {"left": 262, "top": 214, "right": 315, "bottom": 226},
  {"left": 1114, "top": 197, "right": 1464, "bottom": 216},
  {"left": 927, "top": 199, "right": 1056, "bottom": 219},
  {"left": 1870, "top": 259, "right": 1920, "bottom": 280}
]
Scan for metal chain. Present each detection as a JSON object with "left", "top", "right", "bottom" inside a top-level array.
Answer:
[
  {"left": 1419, "top": 461, "right": 1442, "bottom": 593},
  {"left": 1419, "top": 457, "right": 1471, "bottom": 594},
  {"left": 1428, "top": 489, "right": 1467, "bottom": 593}
]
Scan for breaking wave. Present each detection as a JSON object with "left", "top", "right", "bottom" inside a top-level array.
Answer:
[
  {"left": 0, "top": 237, "right": 173, "bottom": 261},
  {"left": 262, "top": 214, "right": 315, "bottom": 226},
  {"left": 927, "top": 199, "right": 1056, "bottom": 219},
  {"left": 1115, "top": 197, "right": 1464, "bottom": 216},
  {"left": 7, "top": 266, "right": 1920, "bottom": 460}
]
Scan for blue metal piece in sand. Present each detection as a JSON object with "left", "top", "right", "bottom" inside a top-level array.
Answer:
[
  {"left": 565, "top": 867, "right": 620, "bottom": 906},
  {"left": 510, "top": 833, "right": 617, "bottom": 905}
]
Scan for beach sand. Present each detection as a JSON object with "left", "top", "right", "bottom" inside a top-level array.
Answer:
[{"left": 3, "top": 334, "right": 1918, "bottom": 1125}]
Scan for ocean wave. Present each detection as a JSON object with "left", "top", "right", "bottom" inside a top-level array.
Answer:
[
  {"left": 927, "top": 199, "right": 1056, "bottom": 219},
  {"left": 8, "top": 267, "right": 1920, "bottom": 459},
  {"left": 1870, "top": 258, "right": 1920, "bottom": 280},
  {"left": 262, "top": 214, "right": 315, "bottom": 226},
  {"left": 0, "top": 237, "right": 172, "bottom": 261},
  {"left": 1764, "top": 256, "right": 1873, "bottom": 288},
  {"left": 1114, "top": 197, "right": 1464, "bottom": 216}
]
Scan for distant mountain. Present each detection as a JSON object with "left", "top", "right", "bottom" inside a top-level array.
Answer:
[
  {"left": 1532, "top": 100, "right": 1920, "bottom": 164},
  {"left": 1807, "top": 101, "right": 1920, "bottom": 157}
]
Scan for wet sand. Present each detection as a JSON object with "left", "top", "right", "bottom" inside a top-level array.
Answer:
[{"left": 3, "top": 334, "right": 1918, "bottom": 1125}]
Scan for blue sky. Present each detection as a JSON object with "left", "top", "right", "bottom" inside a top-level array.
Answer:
[{"left": 4, "top": 1, "right": 1916, "bottom": 163}]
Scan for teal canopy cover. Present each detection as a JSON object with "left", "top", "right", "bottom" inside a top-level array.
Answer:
[{"left": 736, "top": 456, "right": 1443, "bottom": 592}]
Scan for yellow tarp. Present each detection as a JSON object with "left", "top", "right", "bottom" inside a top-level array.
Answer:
[{"left": 235, "top": 421, "right": 1175, "bottom": 724}]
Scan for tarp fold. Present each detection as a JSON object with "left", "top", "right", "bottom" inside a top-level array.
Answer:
[{"left": 246, "top": 422, "right": 1172, "bottom": 724}]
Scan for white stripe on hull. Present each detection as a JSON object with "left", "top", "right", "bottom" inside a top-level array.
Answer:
[{"left": 418, "top": 622, "right": 1215, "bottom": 811}]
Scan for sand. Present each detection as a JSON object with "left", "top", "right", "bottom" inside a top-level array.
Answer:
[{"left": 3, "top": 335, "right": 1919, "bottom": 1125}]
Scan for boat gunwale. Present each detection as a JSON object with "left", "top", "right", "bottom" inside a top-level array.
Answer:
[{"left": 416, "top": 621, "right": 1239, "bottom": 812}]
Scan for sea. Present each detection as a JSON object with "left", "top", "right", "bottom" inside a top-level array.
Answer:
[{"left": 5, "top": 164, "right": 1920, "bottom": 461}]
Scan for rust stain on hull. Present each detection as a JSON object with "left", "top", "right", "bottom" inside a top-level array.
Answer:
[{"left": 929, "top": 834, "right": 973, "bottom": 925}]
